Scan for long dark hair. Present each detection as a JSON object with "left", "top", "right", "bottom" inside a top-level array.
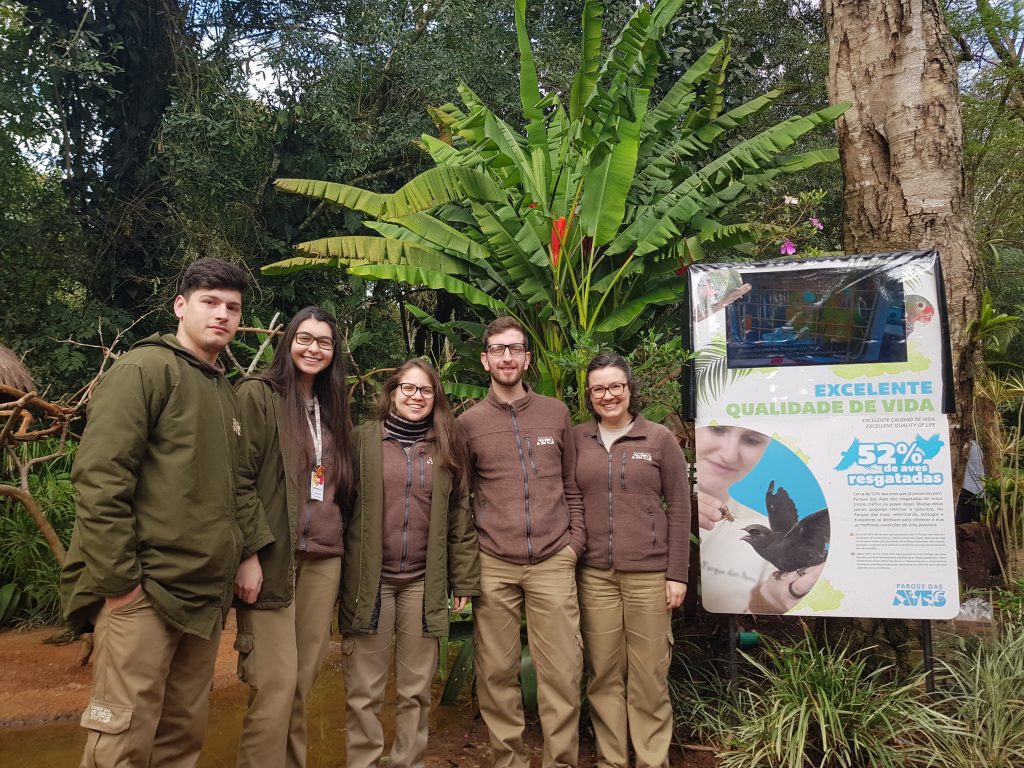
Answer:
[
  {"left": 262, "top": 306, "right": 354, "bottom": 505},
  {"left": 374, "top": 359, "right": 467, "bottom": 498},
  {"left": 584, "top": 352, "right": 641, "bottom": 422}
]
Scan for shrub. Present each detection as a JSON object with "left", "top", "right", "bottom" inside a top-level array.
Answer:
[
  {"left": 0, "top": 439, "right": 77, "bottom": 626},
  {"left": 927, "top": 621, "right": 1024, "bottom": 767},
  {"left": 672, "top": 633, "right": 958, "bottom": 768}
]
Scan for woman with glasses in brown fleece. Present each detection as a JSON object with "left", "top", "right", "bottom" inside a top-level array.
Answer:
[
  {"left": 573, "top": 352, "right": 691, "bottom": 768},
  {"left": 339, "top": 359, "right": 480, "bottom": 768}
]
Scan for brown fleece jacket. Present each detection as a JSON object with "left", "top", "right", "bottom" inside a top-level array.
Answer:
[
  {"left": 458, "top": 387, "right": 585, "bottom": 564},
  {"left": 298, "top": 417, "right": 344, "bottom": 557},
  {"left": 574, "top": 416, "right": 691, "bottom": 582},
  {"left": 380, "top": 431, "right": 434, "bottom": 583}
]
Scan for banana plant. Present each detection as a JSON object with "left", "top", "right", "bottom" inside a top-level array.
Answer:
[{"left": 265, "top": 0, "right": 849, "bottom": 402}]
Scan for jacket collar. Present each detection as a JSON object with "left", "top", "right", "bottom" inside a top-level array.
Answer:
[
  {"left": 484, "top": 382, "right": 535, "bottom": 411},
  {"left": 580, "top": 413, "right": 652, "bottom": 441},
  {"left": 133, "top": 332, "right": 225, "bottom": 376}
]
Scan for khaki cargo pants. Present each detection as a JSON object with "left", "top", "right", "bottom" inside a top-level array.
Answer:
[
  {"left": 342, "top": 579, "right": 439, "bottom": 768},
  {"left": 578, "top": 567, "right": 673, "bottom": 768},
  {"left": 474, "top": 548, "right": 583, "bottom": 768},
  {"left": 78, "top": 591, "right": 221, "bottom": 768},
  {"left": 235, "top": 552, "right": 342, "bottom": 768}
]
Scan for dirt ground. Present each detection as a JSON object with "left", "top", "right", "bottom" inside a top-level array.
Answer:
[{"left": 0, "top": 614, "right": 717, "bottom": 767}]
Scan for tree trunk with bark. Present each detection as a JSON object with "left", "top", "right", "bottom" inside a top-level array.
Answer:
[{"left": 823, "top": 0, "right": 982, "bottom": 490}]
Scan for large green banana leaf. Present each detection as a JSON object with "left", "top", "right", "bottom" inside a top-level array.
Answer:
[
  {"left": 569, "top": 0, "right": 604, "bottom": 121},
  {"left": 594, "top": 275, "right": 689, "bottom": 333},
  {"left": 386, "top": 166, "right": 508, "bottom": 218},
  {"left": 265, "top": 0, "right": 847, "bottom": 401},
  {"left": 348, "top": 263, "right": 509, "bottom": 315},
  {"left": 610, "top": 101, "right": 850, "bottom": 257},
  {"left": 267, "top": 235, "right": 471, "bottom": 276},
  {"left": 274, "top": 179, "right": 387, "bottom": 218}
]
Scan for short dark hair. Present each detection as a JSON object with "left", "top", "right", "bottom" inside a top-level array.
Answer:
[
  {"left": 482, "top": 316, "right": 528, "bottom": 349},
  {"left": 584, "top": 352, "right": 641, "bottom": 422},
  {"left": 179, "top": 258, "right": 249, "bottom": 298}
]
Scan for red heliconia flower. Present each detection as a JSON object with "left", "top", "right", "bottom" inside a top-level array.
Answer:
[{"left": 550, "top": 216, "right": 568, "bottom": 266}]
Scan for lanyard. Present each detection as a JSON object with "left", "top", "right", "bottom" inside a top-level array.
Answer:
[{"left": 304, "top": 395, "right": 323, "bottom": 467}]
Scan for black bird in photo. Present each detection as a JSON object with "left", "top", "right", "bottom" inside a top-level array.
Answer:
[{"left": 741, "top": 481, "right": 830, "bottom": 576}]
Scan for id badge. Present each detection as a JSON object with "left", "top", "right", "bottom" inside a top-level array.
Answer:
[{"left": 310, "top": 465, "right": 326, "bottom": 502}]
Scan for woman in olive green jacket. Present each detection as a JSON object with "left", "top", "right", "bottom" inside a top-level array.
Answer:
[
  {"left": 340, "top": 359, "right": 480, "bottom": 768},
  {"left": 233, "top": 306, "right": 354, "bottom": 768}
]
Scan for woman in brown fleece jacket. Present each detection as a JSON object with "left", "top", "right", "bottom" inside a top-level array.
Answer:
[
  {"left": 340, "top": 359, "right": 479, "bottom": 768},
  {"left": 573, "top": 353, "right": 691, "bottom": 768}
]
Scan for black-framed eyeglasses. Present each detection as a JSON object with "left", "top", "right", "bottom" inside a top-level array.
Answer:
[
  {"left": 294, "top": 332, "right": 336, "bottom": 350},
  {"left": 485, "top": 343, "right": 527, "bottom": 357},
  {"left": 588, "top": 382, "right": 628, "bottom": 398},
  {"left": 398, "top": 382, "right": 435, "bottom": 398}
]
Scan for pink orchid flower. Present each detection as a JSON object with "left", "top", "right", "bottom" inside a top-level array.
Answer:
[
  {"left": 780, "top": 239, "right": 797, "bottom": 255},
  {"left": 810, "top": 217, "right": 823, "bottom": 230}
]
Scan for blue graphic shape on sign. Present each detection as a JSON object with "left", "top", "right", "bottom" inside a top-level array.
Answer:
[{"left": 729, "top": 439, "right": 826, "bottom": 518}]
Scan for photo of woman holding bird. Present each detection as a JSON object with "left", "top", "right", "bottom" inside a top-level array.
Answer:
[{"left": 697, "top": 425, "right": 830, "bottom": 614}]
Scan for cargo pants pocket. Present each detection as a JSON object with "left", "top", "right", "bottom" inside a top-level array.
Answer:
[
  {"left": 234, "top": 630, "right": 255, "bottom": 684},
  {"left": 80, "top": 701, "right": 132, "bottom": 768},
  {"left": 657, "top": 629, "right": 674, "bottom": 678}
]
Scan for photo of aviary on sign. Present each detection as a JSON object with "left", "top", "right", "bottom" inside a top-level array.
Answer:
[{"left": 722, "top": 265, "right": 911, "bottom": 369}]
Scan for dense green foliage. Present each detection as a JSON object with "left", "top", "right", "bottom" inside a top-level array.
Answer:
[
  {"left": 672, "top": 623, "right": 1024, "bottom": 768},
  {"left": 2, "top": 0, "right": 840, "bottom": 397},
  {"left": 674, "top": 634, "right": 959, "bottom": 768},
  {"left": 264, "top": 0, "right": 846, "bottom": 406},
  {"left": 930, "top": 621, "right": 1024, "bottom": 767},
  {"left": 0, "top": 441, "right": 76, "bottom": 626},
  {"left": 948, "top": 0, "right": 1024, "bottom": 370}
]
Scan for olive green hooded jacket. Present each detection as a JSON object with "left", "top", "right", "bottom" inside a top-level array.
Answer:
[
  {"left": 339, "top": 421, "right": 480, "bottom": 637},
  {"left": 60, "top": 334, "right": 274, "bottom": 639}
]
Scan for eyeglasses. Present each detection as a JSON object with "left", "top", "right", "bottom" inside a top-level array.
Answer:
[
  {"left": 588, "top": 382, "right": 628, "bottom": 398},
  {"left": 294, "top": 332, "right": 335, "bottom": 350},
  {"left": 398, "top": 382, "right": 435, "bottom": 398},
  {"left": 485, "top": 343, "right": 527, "bottom": 357}
]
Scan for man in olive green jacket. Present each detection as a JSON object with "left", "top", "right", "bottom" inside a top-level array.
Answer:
[{"left": 60, "top": 259, "right": 273, "bottom": 768}]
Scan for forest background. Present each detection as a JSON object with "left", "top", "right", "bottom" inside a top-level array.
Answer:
[
  {"left": 1, "top": 0, "right": 1023, "bottom": 625},
  {"left": 4, "top": 0, "right": 1020, "bottom": 395}
]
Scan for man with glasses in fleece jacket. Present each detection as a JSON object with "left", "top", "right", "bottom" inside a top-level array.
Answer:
[{"left": 457, "top": 315, "right": 585, "bottom": 768}]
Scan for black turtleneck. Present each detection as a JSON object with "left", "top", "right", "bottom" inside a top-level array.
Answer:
[{"left": 385, "top": 412, "right": 430, "bottom": 448}]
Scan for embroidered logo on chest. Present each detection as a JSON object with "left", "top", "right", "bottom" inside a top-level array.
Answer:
[
  {"left": 426, "top": 456, "right": 433, "bottom": 464},
  {"left": 232, "top": 418, "right": 242, "bottom": 437},
  {"left": 536, "top": 436, "right": 555, "bottom": 446},
  {"left": 631, "top": 451, "right": 653, "bottom": 462}
]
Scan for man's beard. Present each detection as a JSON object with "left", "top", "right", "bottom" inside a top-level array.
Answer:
[{"left": 491, "top": 365, "right": 524, "bottom": 387}]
